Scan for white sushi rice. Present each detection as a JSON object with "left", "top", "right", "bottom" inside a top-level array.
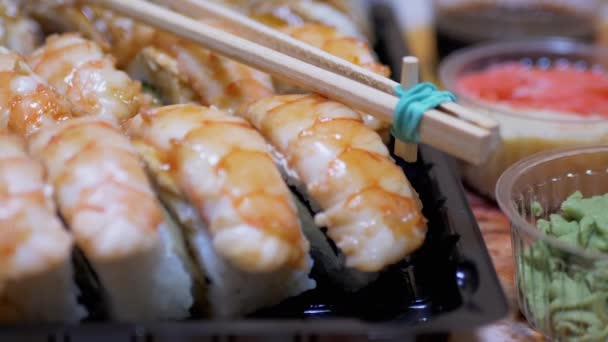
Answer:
[
  {"left": 2, "top": 261, "right": 85, "bottom": 322},
  {"left": 170, "top": 198, "right": 316, "bottom": 319},
  {"left": 92, "top": 223, "right": 193, "bottom": 322},
  {"left": 293, "top": 196, "right": 378, "bottom": 292},
  {"left": 271, "top": 147, "right": 379, "bottom": 291}
]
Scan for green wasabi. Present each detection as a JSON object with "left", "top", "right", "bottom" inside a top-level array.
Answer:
[
  {"left": 531, "top": 201, "right": 544, "bottom": 218},
  {"left": 521, "top": 192, "right": 608, "bottom": 342}
]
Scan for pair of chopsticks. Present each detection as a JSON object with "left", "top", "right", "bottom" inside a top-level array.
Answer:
[{"left": 88, "top": 0, "right": 499, "bottom": 165}]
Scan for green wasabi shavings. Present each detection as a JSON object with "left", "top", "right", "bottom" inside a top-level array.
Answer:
[
  {"left": 521, "top": 192, "right": 608, "bottom": 342},
  {"left": 532, "top": 201, "right": 544, "bottom": 217},
  {"left": 549, "top": 214, "right": 579, "bottom": 237}
]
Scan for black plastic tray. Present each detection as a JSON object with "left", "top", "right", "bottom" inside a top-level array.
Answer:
[{"left": 0, "top": 3, "right": 507, "bottom": 341}]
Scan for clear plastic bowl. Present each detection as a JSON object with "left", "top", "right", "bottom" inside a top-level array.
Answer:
[
  {"left": 496, "top": 145, "right": 608, "bottom": 341},
  {"left": 439, "top": 38, "right": 608, "bottom": 199}
]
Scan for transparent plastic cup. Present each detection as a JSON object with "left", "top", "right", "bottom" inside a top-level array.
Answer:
[
  {"left": 496, "top": 145, "right": 608, "bottom": 341},
  {"left": 440, "top": 38, "right": 608, "bottom": 199}
]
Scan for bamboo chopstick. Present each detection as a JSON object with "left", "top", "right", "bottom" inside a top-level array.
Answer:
[
  {"left": 150, "top": 0, "right": 396, "bottom": 90},
  {"left": 89, "top": 0, "right": 498, "bottom": 165},
  {"left": 394, "top": 56, "right": 421, "bottom": 163},
  {"left": 152, "top": 0, "right": 499, "bottom": 134}
]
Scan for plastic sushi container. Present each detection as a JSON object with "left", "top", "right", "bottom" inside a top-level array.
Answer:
[{"left": 0, "top": 3, "right": 507, "bottom": 341}]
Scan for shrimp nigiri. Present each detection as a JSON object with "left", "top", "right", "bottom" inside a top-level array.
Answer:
[
  {"left": 7, "top": 36, "right": 196, "bottom": 321},
  {"left": 0, "top": 132, "right": 84, "bottom": 322},
  {"left": 126, "top": 104, "right": 314, "bottom": 318},
  {"left": 25, "top": 116, "right": 193, "bottom": 321},
  {"left": 239, "top": 94, "right": 427, "bottom": 273},
  {"left": 27, "top": 33, "right": 142, "bottom": 123}
]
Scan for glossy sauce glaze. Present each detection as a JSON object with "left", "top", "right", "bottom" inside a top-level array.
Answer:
[
  {"left": 27, "top": 34, "right": 142, "bottom": 124},
  {"left": 0, "top": 48, "right": 72, "bottom": 137}
]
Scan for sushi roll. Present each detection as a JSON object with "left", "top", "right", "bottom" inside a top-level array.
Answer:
[
  {"left": 238, "top": 94, "right": 428, "bottom": 289},
  {"left": 27, "top": 33, "right": 143, "bottom": 123},
  {"left": 21, "top": 7, "right": 207, "bottom": 106},
  {"left": 27, "top": 116, "right": 195, "bottom": 321},
  {"left": 123, "top": 42, "right": 366, "bottom": 294},
  {"left": 0, "top": 132, "right": 85, "bottom": 322},
  {"left": 27, "top": 3, "right": 391, "bottom": 137},
  {"left": 133, "top": 23, "right": 392, "bottom": 138},
  {"left": 125, "top": 104, "right": 315, "bottom": 318},
  {"left": 120, "top": 24, "right": 276, "bottom": 114},
  {"left": 0, "top": 46, "right": 195, "bottom": 322}
]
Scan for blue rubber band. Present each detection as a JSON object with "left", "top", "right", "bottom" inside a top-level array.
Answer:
[{"left": 391, "top": 83, "right": 457, "bottom": 144}]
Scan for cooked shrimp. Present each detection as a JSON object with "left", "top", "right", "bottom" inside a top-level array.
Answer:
[
  {"left": 0, "top": 132, "right": 85, "bottom": 323},
  {"left": 29, "top": 9, "right": 275, "bottom": 111},
  {"left": 238, "top": 94, "right": 427, "bottom": 272},
  {"left": 126, "top": 104, "right": 309, "bottom": 272},
  {"left": 0, "top": 47, "right": 71, "bottom": 137},
  {"left": 1, "top": 50, "right": 156, "bottom": 257},
  {"left": 281, "top": 23, "right": 390, "bottom": 133},
  {"left": 283, "top": 23, "right": 388, "bottom": 77},
  {"left": 127, "top": 46, "right": 201, "bottom": 106},
  {"left": 3, "top": 34, "right": 192, "bottom": 321},
  {"left": 24, "top": 115, "right": 194, "bottom": 321},
  {"left": 27, "top": 33, "right": 142, "bottom": 124},
  {"left": 0, "top": 132, "right": 72, "bottom": 283},
  {"left": 150, "top": 22, "right": 274, "bottom": 112},
  {"left": 210, "top": 0, "right": 367, "bottom": 40},
  {"left": 28, "top": 117, "right": 161, "bottom": 261},
  {"left": 24, "top": 1, "right": 157, "bottom": 68}
]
